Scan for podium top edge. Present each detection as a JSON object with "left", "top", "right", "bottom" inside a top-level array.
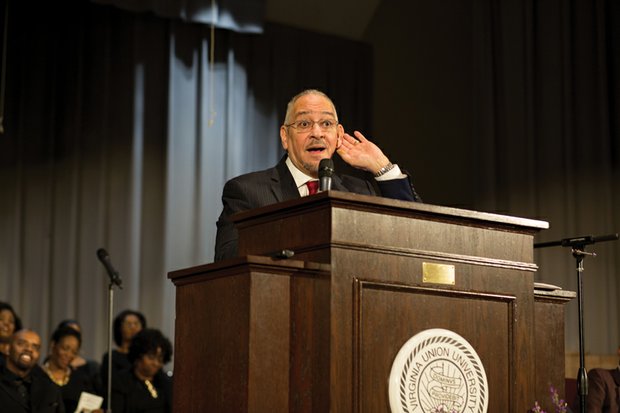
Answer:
[
  {"left": 168, "top": 254, "right": 330, "bottom": 281},
  {"left": 232, "top": 190, "right": 550, "bottom": 231}
]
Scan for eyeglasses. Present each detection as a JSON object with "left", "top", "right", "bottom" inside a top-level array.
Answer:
[{"left": 284, "top": 119, "right": 339, "bottom": 132}]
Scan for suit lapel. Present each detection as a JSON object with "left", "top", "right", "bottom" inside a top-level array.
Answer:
[
  {"left": 0, "top": 375, "right": 30, "bottom": 410},
  {"left": 0, "top": 385, "right": 28, "bottom": 410},
  {"left": 272, "top": 157, "right": 301, "bottom": 203}
]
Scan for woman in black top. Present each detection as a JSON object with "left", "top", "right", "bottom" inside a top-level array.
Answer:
[
  {"left": 44, "top": 326, "right": 99, "bottom": 413},
  {"left": 56, "top": 319, "right": 102, "bottom": 396},
  {"left": 110, "top": 328, "right": 173, "bottom": 413}
]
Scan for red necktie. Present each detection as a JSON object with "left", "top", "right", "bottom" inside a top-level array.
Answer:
[{"left": 306, "top": 180, "right": 319, "bottom": 195}]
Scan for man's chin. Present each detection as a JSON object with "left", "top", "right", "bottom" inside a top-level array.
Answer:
[
  {"left": 301, "top": 162, "right": 319, "bottom": 176},
  {"left": 10, "top": 361, "right": 34, "bottom": 372}
]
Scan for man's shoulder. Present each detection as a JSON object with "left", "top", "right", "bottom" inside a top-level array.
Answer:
[
  {"left": 222, "top": 165, "right": 288, "bottom": 200},
  {"left": 226, "top": 166, "right": 277, "bottom": 185},
  {"left": 0, "top": 363, "right": 13, "bottom": 387},
  {"left": 587, "top": 367, "right": 617, "bottom": 383},
  {"left": 588, "top": 367, "right": 615, "bottom": 373}
]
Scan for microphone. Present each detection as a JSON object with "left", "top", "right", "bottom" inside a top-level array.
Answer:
[
  {"left": 96, "top": 248, "right": 123, "bottom": 288},
  {"left": 319, "top": 158, "right": 334, "bottom": 192}
]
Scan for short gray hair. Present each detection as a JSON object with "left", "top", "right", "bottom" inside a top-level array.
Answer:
[{"left": 283, "top": 89, "right": 338, "bottom": 125}]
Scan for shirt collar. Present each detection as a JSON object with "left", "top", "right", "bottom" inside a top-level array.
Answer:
[{"left": 285, "top": 157, "right": 316, "bottom": 189}]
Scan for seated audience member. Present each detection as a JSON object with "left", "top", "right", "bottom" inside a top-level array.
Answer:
[
  {"left": 0, "top": 329, "right": 65, "bottom": 412},
  {"left": 43, "top": 326, "right": 101, "bottom": 413},
  {"left": 55, "top": 319, "right": 102, "bottom": 394},
  {"left": 214, "top": 88, "right": 422, "bottom": 261},
  {"left": 100, "top": 309, "right": 146, "bottom": 387},
  {"left": 586, "top": 345, "right": 620, "bottom": 412},
  {"left": 0, "top": 301, "right": 23, "bottom": 356},
  {"left": 110, "top": 328, "right": 173, "bottom": 413}
]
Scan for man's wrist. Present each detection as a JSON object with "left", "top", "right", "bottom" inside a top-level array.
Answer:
[{"left": 374, "top": 162, "right": 395, "bottom": 177}]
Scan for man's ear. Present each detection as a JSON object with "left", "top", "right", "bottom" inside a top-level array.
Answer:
[
  {"left": 336, "top": 124, "right": 344, "bottom": 148},
  {"left": 279, "top": 126, "right": 289, "bottom": 150}
]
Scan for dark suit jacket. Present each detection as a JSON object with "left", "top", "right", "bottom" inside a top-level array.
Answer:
[
  {"left": 586, "top": 367, "right": 620, "bottom": 412},
  {"left": 0, "top": 364, "right": 65, "bottom": 413},
  {"left": 214, "top": 156, "right": 420, "bottom": 261}
]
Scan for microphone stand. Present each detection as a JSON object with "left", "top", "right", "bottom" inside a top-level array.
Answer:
[
  {"left": 105, "top": 280, "right": 118, "bottom": 412},
  {"left": 97, "top": 249, "right": 123, "bottom": 413},
  {"left": 534, "top": 233, "right": 618, "bottom": 413}
]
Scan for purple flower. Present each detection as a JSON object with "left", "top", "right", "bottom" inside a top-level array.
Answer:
[{"left": 531, "top": 384, "right": 568, "bottom": 413}]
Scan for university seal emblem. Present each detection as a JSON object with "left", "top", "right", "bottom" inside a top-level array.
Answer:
[{"left": 388, "top": 328, "right": 488, "bottom": 413}]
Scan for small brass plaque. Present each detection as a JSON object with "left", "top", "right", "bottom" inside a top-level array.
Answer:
[{"left": 422, "top": 262, "right": 455, "bottom": 285}]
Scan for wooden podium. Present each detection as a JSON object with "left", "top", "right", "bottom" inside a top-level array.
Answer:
[{"left": 168, "top": 191, "right": 571, "bottom": 412}]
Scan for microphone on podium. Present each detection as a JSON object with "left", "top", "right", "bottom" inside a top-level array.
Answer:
[{"left": 319, "top": 158, "right": 334, "bottom": 192}]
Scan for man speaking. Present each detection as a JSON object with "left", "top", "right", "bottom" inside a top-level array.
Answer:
[{"left": 214, "top": 89, "right": 421, "bottom": 261}]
